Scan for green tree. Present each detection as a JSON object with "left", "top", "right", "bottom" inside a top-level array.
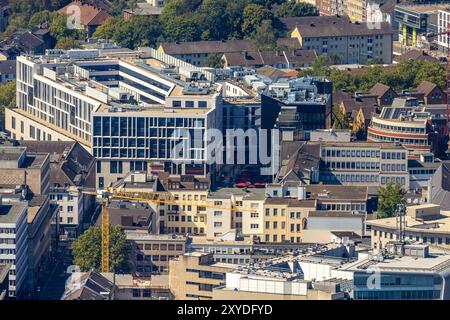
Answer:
[
  {"left": 414, "top": 61, "right": 446, "bottom": 89},
  {"left": 203, "top": 54, "right": 224, "bottom": 68},
  {"left": 29, "top": 10, "right": 52, "bottom": 28},
  {"left": 242, "top": 4, "right": 274, "bottom": 37},
  {"left": 72, "top": 225, "right": 130, "bottom": 273},
  {"left": 332, "top": 104, "right": 351, "bottom": 129},
  {"left": 329, "top": 69, "right": 357, "bottom": 92},
  {"left": 163, "top": 15, "right": 202, "bottom": 42},
  {"left": 377, "top": 183, "right": 406, "bottom": 218},
  {"left": 276, "top": 1, "right": 318, "bottom": 17},
  {"left": 0, "top": 81, "right": 16, "bottom": 117},
  {"left": 252, "top": 19, "right": 278, "bottom": 51},
  {"left": 55, "top": 37, "right": 81, "bottom": 50},
  {"left": 93, "top": 16, "right": 123, "bottom": 41},
  {"left": 115, "top": 15, "right": 162, "bottom": 48},
  {"left": 49, "top": 13, "right": 72, "bottom": 39}
]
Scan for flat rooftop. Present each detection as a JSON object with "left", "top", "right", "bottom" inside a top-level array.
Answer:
[
  {"left": 125, "top": 230, "right": 186, "bottom": 242},
  {"left": 368, "top": 211, "right": 450, "bottom": 234},
  {"left": 190, "top": 235, "right": 254, "bottom": 246},
  {"left": 320, "top": 141, "right": 406, "bottom": 150},
  {"left": 342, "top": 252, "right": 450, "bottom": 273},
  {"left": 0, "top": 147, "right": 25, "bottom": 161},
  {"left": 264, "top": 197, "right": 317, "bottom": 208},
  {"left": 0, "top": 202, "right": 27, "bottom": 224},
  {"left": 396, "top": 3, "right": 450, "bottom": 14},
  {"left": 208, "top": 188, "right": 266, "bottom": 201},
  {"left": 305, "top": 185, "right": 368, "bottom": 202},
  {"left": 96, "top": 103, "right": 213, "bottom": 115}
]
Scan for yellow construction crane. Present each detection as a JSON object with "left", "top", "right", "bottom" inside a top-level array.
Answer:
[{"left": 80, "top": 186, "right": 265, "bottom": 273}]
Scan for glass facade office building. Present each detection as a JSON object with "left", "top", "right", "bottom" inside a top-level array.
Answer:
[{"left": 353, "top": 272, "right": 444, "bottom": 300}]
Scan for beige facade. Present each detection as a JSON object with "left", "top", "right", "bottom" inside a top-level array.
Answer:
[
  {"left": 169, "top": 252, "right": 234, "bottom": 300},
  {"left": 5, "top": 107, "right": 90, "bottom": 150},
  {"left": 346, "top": 0, "right": 367, "bottom": 22},
  {"left": 368, "top": 205, "right": 450, "bottom": 250},
  {"left": 293, "top": 30, "right": 392, "bottom": 64},
  {"left": 206, "top": 188, "right": 266, "bottom": 240},
  {"left": 263, "top": 198, "right": 316, "bottom": 243},
  {"left": 165, "top": 190, "right": 209, "bottom": 235},
  {"left": 289, "top": 16, "right": 392, "bottom": 64},
  {"left": 126, "top": 231, "right": 186, "bottom": 275},
  {"left": 0, "top": 146, "right": 50, "bottom": 195}
]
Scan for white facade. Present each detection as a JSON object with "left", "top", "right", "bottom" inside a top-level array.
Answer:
[
  {"left": 225, "top": 272, "right": 309, "bottom": 296},
  {"left": 0, "top": 201, "right": 28, "bottom": 298},
  {"left": 438, "top": 10, "right": 450, "bottom": 50}
]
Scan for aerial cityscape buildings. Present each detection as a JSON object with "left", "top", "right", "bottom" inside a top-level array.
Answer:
[{"left": 2, "top": 0, "right": 450, "bottom": 306}]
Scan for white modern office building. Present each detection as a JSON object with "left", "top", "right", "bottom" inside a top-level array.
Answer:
[
  {"left": 5, "top": 49, "right": 224, "bottom": 187},
  {"left": 0, "top": 196, "right": 28, "bottom": 298}
]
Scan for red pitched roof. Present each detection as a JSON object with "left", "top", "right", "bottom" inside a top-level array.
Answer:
[{"left": 59, "top": 1, "right": 110, "bottom": 26}]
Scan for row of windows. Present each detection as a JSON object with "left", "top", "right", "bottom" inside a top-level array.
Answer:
[
  {"left": 322, "top": 149, "right": 380, "bottom": 158},
  {"left": 374, "top": 230, "right": 450, "bottom": 245},
  {"left": 136, "top": 254, "right": 177, "bottom": 262},
  {"left": 167, "top": 215, "right": 205, "bottom": 222},
  {"left": 265, "top": 221, "right": 302, "bottom": 232},
  {"left": 409, "top": 169, "right": 436, "bottom": 175},
  {"left": 371, "top": 122, "right": 426, "bottom": 134},
  {"left": 325, "top": 161, "right": 381, "bottom": 170},
  {"left": 93, "top": 116, "right": 206, "bottom": 137},
  {"left": 136, "top": 243, "right": 184, "bottom": 251},
  {"left": 354, "top": 290, "right": 438, "bottom": 300},
  {"left": 322, "top": 173, "right": 406, "bottom": 185},
  {"left": 166, "top": 227, "right": 204, "bottom": 234},
  {"left": 172, "top": 100, "right": 208, "bottom": 109},
  {"left": 264, "top": 235, "right": 301, "bottom": 243},
  {"left": 319, "top": 203, "right": 366, "bottom": 211},
  {"left": 368, "top": 132, "right": 429, "bottom": 146},
  {"left": 0, "top": 228, "right": 16, "bottom": 234}
]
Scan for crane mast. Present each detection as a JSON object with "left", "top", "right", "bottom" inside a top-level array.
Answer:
[{"left": 81, "top": 186, "right": 262, "bottom": 273}]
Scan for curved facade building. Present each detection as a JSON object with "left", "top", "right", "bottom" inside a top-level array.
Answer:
[{"left": 367, "top": 99, "right": 431, "bottom": 158}]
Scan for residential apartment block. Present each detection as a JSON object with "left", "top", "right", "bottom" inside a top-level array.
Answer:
[
  {"left": 263, "top": 198, "right": 315, "bottom": 244},
  {"left": 206, "top": 188, "right": 266, "bottom": 240},
  {"left": 282, "top": 15, "right": 393, "bottom": 64}
]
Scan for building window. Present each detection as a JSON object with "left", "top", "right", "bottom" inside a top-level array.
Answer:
[{"left": 98, "top": 177, "right": 104, "bottom": 188}]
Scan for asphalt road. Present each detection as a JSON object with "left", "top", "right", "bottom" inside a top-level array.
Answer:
[{"left": 36, "top": 247, "right": 73, "bottom": 300}]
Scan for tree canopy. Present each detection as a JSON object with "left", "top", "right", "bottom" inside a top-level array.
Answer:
[
  {"left": 91, "top": 0, "right": 318, "bottom": 49},
  {"left": 72, "top": 225, "right": 130, "bottom": 273},
  {"left": 302, "top": 56, "right": 446, "bottom": 93},
  {"left": 276, "top": 1, "right": 319, "bottom": 17},
  {"left": 0, "top": 81, "right": 16, "bottom": 117},
  {"left": 377, "top": 183, "right": 406, "bottom": 219}
]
